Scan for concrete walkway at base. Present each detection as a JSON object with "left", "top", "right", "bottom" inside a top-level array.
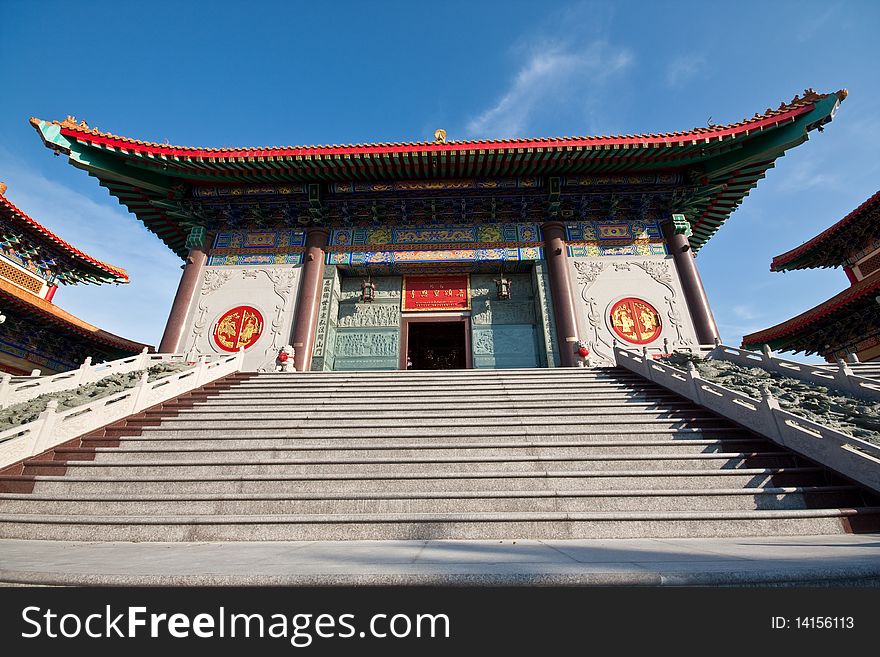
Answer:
[{"left": 1, "top": 535, "right": 879, "bottom": 586}]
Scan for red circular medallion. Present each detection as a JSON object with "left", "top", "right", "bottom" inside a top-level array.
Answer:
[
  {"left": 609, "top": 298, "right": 662, "bottom": 345},
  {"left": 212, "top": 306, "right": 264, "bottom": 352}
]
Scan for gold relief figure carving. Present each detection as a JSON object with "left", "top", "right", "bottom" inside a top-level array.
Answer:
[
  {"left": 238, "top": 310, "right": 262, "bottom": 346},
  {"left": 609, "top": 298, "right": 662, "bottom": 345},
  {"left": 215, "top": 312, "right": 240, "bottom": 349},
  {"left": 637, "top": 305, "right": 658, "bottom": 334},
  {"left": 612, "top": 305, "right": 636, "bottom": 337},
  {"left": 213, "top": 306, "right": 265, "bottom": 352}
]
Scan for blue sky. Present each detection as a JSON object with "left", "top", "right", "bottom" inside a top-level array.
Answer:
[{"left": 1, "top": 0, "right": 878, "bottom": 360}]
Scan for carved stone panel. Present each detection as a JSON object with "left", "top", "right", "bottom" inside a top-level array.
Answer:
[
  {"left": 179, "top": 265, "right": 301, "bottom": 371},
  {"left": 568, "top": 255, "right": 698, "bottom": 366},
  {"left": 337, "top": 303, "right": 401, "bottom": 328},
  {"left": 332, "top": 328, "right": 399, "bottom": 371}
]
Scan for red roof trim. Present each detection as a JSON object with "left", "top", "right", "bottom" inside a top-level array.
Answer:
[
  {"left": 742, "top": 273, "right": 880, "bottom": 346},
  {"left": 0, "top": 193, "right": 129, "bottom": 282},
  {"left": 45, "top": 104, "right": 816, "bottom": 161},
  {"left": 771, "top": 190, "right": 880, "bottom": 271}
]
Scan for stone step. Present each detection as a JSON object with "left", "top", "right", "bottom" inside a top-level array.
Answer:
[
  {"left": 23, "top": 452, "right": 800, "bottom": 477},
  {"left": 119, "top": 426, "right": 743, "bottom": 440},
  {"left": 185, "top": 391, "right": 685, "bottom": 404},
  {"left": 123, "top": 414, "right": 727, "bottom": 430},
  {"left": 79, "top": 437, "right": 770, "bottom": 454},
  {"left": 2, "top": 508, "right": 874, "bottom": 541},
  {"left": 151, "top": 399, "right": 695, "bottom": 414},
  {"left": 247, "top": 369, "right": 633, "bottom": 380},
  {"left": 15, "top": 466, "right": 830, "bottom": 494},
  {"left": 63, "top": 440, "right": 780, "bottom": 462},
  {"left": 216, "top": 382, "right": 658, "bottom": 394},
  {"left": 0, "top": 486, "right": 862, "bottom": 515},
  {"left": 124, "top": 410, "right": 720, "bottom": 429}
]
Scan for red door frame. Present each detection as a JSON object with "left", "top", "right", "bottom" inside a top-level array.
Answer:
[{"left": 399, "top": 314, "right": 473, "bottom": 370}]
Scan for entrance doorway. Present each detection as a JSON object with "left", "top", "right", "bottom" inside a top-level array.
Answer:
[{"left": 401, "top": 317, "right": 471, "bottom": 370}]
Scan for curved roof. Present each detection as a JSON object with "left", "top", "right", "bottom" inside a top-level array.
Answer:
[
  {"left": 741, "top": 274, "right": 880, "bottom": 353},
  {"left": 0, "top": 277, "right": 149, "bottom": 353},
  {"left": 771, "top": 190, "right": 880, "bottom": 272},
  {"left": 31, "top": 89, "right": 846, "bottom": 259},
  {"left": 0, "top": 190, "right": 129, "bottom": 284}
]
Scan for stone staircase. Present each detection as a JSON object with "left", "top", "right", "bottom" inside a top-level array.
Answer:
[{"left": 0, "top": 367, "right": 878, "bottom": 541}]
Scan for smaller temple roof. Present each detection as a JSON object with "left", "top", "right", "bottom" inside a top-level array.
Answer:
[
  {"left": 0, "top": 277, "right": 149, "bottom": 352},
  {"left": 0, "top": 186, "right": 129, "bottom": 285},
  {"left": 741, "top": 274, "right": 880, "bottom": 353},
  {"left": 771, "top": 190, "right": 880, "bottom": 272}
]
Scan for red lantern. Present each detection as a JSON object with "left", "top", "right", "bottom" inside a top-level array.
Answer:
[
  {"left": 278, "top": 352, "right": 289, "bottom": 362},
  {"left": 577, "top": 347, "right": 589, "bottom": 357}
]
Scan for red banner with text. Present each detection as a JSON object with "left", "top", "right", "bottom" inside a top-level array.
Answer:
[{"left": 402, "top": 275, "right": 470, "bottom": 312}]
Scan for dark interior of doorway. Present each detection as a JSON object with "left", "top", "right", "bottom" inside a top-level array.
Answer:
[{"left": 407, "top": 321, "right": 467, "bottom": 370}]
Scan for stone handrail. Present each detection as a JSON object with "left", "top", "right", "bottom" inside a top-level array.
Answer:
[
  {"left": 708, "top": 344, "right": 880, "bottom": 403},
  {"left": 0, "top": 350, "right": 244, "bottom": 469},
  {"left": 0, "top": 348, "right": 191, "bottom": 410},
  {"left": 614, "top": 346, "right": 880, "bottom": 494}
]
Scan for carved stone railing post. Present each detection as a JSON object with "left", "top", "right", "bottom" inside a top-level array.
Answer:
[
  {"left": 31, "top": 400, "right": 60, "bottom": 456},
  {"left": 193, "top": 355, "right": 209, "bottom": 387},
  {"left": 0, "top": 373, "right": 12, "bottom": 409},
  {"left": 136, "top": 346, "right": 150, "bottom": 369},
  {"left": 130, "top": 371, "right": 151, "bottom": 414},
  {"left": 686, "top": 361, "right": 702, "bottom": 399},
  {"left": 76, "top": 357, "right": 93, "bottom": 386}
]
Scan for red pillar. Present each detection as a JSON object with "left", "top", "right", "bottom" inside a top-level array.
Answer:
[
  {"left": 291, "top": 227, "right": 330, "bottom": 372},
  {"left": 664, "top": 226, "right": 720, "bottom": 345},
  {"left": 158, "top": 245, "right": 207, "bottom": 353},
  {"left": 542, "top": 221, "right": 579, "bottom": 366}
]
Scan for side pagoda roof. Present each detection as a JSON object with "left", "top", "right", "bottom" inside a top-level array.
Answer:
[
  {"left": 740, "top": 273, "right": 880, "bottom": 355},
  {"left": 0, "top": 187, "right": 129, "bottom": 285},
  {"left": 771, "top": 190, "right": 880, "bottom": 272},
  {"left": 0, "top": 276, "right": 149, "bottom": 353},
  {"left": 31, "top": 89, "right": 846, "bottom": 259}
]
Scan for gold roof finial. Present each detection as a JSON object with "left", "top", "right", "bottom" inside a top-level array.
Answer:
[
  {"left": 60, "top": 115, "right": 89, "bottom": 129},
  {"left": 433, "top": 128, "right": 447, "bottom": 144},
  {"left": 0, "top": 182, "right": 7, "bottom": 196}
]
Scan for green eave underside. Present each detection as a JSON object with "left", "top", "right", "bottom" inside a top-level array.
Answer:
[{"left": 34, "top": 95, "right": 840, "bottom": 259}]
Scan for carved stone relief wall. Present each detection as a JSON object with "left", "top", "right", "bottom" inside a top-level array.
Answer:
[
  {"left": 331, "top": 275, "right": 402, "bottom": 370},
  {"left": 179, "top": 265, "right": 301, "bottom": 371},
  {"left": 470, "top": 273, "right": 541, "bottom": 369},
  {"left": 569, "top": 255, "right": 698, "bottom": 366}
]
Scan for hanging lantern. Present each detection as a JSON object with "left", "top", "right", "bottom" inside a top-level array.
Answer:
[
  {"left": 494, "top": 274, "right": 512, "bottom": 300},
  {"left": 360, "top": 277, "right": 376, "bottom": 303}
]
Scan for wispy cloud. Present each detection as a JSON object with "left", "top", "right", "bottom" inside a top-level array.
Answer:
[
  {"left": 731, "top": 304, "right": 758, "bottom": 321},
  {"left": 0, "top": 150, "right": 182, "bottom": 346},
  {"left": 665, "top": 54, "right": 706, "bottom": 88},
  {"left": 776, "top": 159, "right": 841, "bottom": 193},
  {"left": 465, "top": 42, "right": 633, "bottom": 138}
]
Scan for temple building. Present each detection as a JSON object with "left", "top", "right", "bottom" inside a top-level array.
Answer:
[
  {"left": 0, "top": 183, "right": 149, "bottom": 374},
  {"left": 31, "top": 89, "right": 845, "bottom": 371},
  {"left": 743, "top": 190, "right": 880, "bottom": 362}
]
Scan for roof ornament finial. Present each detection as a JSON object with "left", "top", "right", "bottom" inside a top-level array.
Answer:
[
  {"left": 433, "top": 128, "right": 447, "bottom": 144},
  {"left": 706, "top": 115, "right": 715, "bottom": 127},
  {"left": 60, "top": 115, "right": 89, "bottom": 129},
  {"left": 0, "top": 182, "right": 6, "bottom": 196}
]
